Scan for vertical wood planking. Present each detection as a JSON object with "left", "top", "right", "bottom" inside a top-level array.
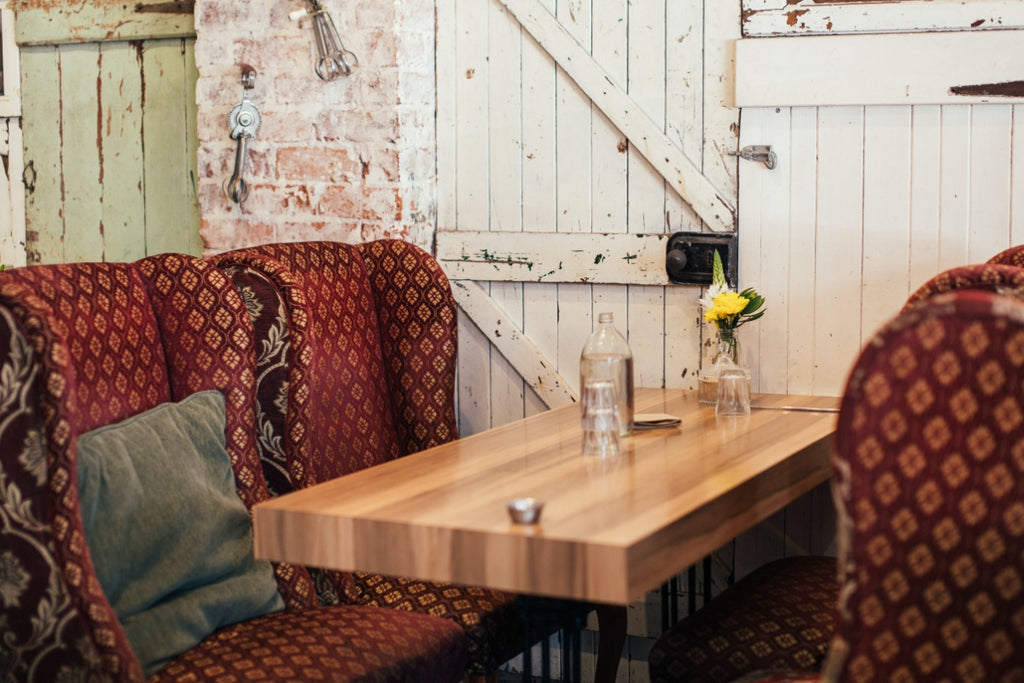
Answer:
[
  {"left": 813, "top": 106, "right": 864, "bottom": 396},
  {"left": 626, "top": 0, "right": 666, "bottom": 391},
  {"left": 938, "top": 105, "right": 971, "bottom": 270},
  {"left": 591, "top": 0, "right": 629, "bottom": 391},
  {"left": 20, "top": 47, "right": 62, "bottom": 263},
  {"left": 786, "top": 107, "right": 819, "bottom": 395},
  {"left": 590, "top": 0, "right": 627, "bottom": 239},
  {"left": 1, "top": 120, "right": 26, "bottom": 267},
  {"left": 664, "top": 0, "right": 707, "bottom": 391},
  {"left": 1013, "top": 105, "right": 1024, "bottom": 247},
  {"left": 455, "top": 0, "right": 494, "bottom": 435},
  {"left": 696, "top": 0, "right": 740, "bottom": 392},
  {"left": 909, "top": 105, "right": 942, "bottom": 292},
  {"left": 520, "top": 0, "right": 558, "bottom": 419},
  {"left": 862, "top": 106, "right": 911, "bottom": 339},
  {"left": 740, "top": 106, "right": 792, "bottom": 393},
  {"left": 736, "top": 107, "right": 765, "bottom": 387},
  {"left": 555, "top": 0, "right": 594, "bottom": 396},
  {"left": 665, "top": 0, "right": 703, "bottom": 233},
  {"left": 488, "top": 0, "right": 527, "bottom": 427},
  {"left": 969, "top": 104, "right": 1013, "bottom": 262},
  {"left": 142, "top": 39, "right": 199, "bottom": 256},
  {"left": 183, "top": 39, "right": 200, "bottom": 254},
  {"left": 98, "top": 42, "right": 145, "bottom": 262},
  {"left": 60, "top": 43, "right": 104, "bottom": 262},
  {"left": 436, "top": 0, "right": 457, "bottom": 233}
]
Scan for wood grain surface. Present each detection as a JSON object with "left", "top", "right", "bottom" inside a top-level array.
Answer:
[{"left": 254, "top": 388, "right": 838, "bottom": 605}]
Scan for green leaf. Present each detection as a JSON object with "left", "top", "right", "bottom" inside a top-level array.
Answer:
[
  {"left": 712, "top": 250, "right": 726, "bottom": 287},
  {"left": 738, "top": 288, "right": 764, "bottom": 316},
  {"left": 744, "top": 310, "right": 766, "bottom": 323}
]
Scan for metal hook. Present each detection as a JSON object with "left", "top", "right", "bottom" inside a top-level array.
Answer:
[{"left": 224, "top": 65, "right": 262, "bottom": 205}]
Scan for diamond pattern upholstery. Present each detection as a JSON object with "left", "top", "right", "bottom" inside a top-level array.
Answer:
[
  {"left": 0, "top": 256, "right": 468, "bottom": 682},
  {"left": 357, "top": 239, "right": 459, "bottom": 455},
  {"left": 648, "top": 557, "right": 837, "bottom": 683},
  {"left": 903, "top": 263, "right": 1024, "bottom": 311},
  {"left": 213, "top": 240, "right": 527, "bottom": 675},
  {"left": 149, "top": 606, "right": 466, "bottom": 683},
  {"left": 987, "top": 245, "right": 1024, "bottom": 268}
]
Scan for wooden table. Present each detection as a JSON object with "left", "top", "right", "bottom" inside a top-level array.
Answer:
[{"left": 253, "top": 388, "right": 838, "bottom": 606}]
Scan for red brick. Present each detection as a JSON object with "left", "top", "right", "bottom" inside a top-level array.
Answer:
[
  {"left": 277, "top": 147, "right": 361, "bottom": 183},
  {"left": 317, "top": 186, "right": 402, "bottom": 221}
]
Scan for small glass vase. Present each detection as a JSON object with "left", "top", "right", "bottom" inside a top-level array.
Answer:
[{"left": 697, "top": 327, "right": 745, "bottom": 405}]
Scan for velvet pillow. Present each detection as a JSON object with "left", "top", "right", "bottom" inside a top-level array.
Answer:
[{"left": 77, "top": 390, "right": 284, "bottom": 676}]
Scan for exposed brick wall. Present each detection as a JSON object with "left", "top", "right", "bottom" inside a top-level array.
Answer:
[{"left": 194, "top": 0, "right": 436, "bottom": 253}]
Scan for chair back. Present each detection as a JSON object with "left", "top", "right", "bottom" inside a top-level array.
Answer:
[
  {"left": 987, "top": 244, "right": 1024, "bottom": 268},
  {"left": 903, "top": 263, "right": 1024, "bottom": 311},
  {"left": 0, "top": 256, "right": 317, "bottom": 681},
  {"left": 829, "top": 289, "right": 1024, "bottom": 681},
  {"left": 356, "top": 239, "right": 459, "bottom": 455},
  {"left": 213, "top": 240, "right": 458, "bottom": 489}
]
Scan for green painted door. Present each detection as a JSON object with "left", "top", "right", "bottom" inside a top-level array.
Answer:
[{"left": 17, "top": 3, "right": 199, "bottom": 264}]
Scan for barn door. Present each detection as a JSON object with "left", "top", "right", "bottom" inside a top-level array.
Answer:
[
  {"left": 436, "top": 0, "right": 741, "bottom": 434},
  {"left": 15, "top": 1, "right": 200, "bottom": 264}
]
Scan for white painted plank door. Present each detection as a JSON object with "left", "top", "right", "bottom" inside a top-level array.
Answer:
[{"left": 439, "top": 0, "right": 740, "bottom": 424}]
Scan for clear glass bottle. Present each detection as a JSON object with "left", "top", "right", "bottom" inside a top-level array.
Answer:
[{"left": 579, "top": 312, "right": 634, "bottom": 435}]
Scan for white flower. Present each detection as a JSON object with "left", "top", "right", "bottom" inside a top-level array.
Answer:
[{"left": 698, "top": 282, "right": 728, "bottom": 312}]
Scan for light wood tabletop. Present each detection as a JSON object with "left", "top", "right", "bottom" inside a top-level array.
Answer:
[{"left": 253, "top": 388, "right": 839, "bottom": 605}]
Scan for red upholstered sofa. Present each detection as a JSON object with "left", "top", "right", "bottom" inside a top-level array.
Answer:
[{"left": 0, "top": 253, "right": 467, "bottom": 681}]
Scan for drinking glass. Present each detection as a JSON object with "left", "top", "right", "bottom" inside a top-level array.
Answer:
[
  {"left": 581, "top": 378, "right": 621, "bottom": 456},
  {"left": 715, "top": 368, "right": 751, "bottom": 417}
]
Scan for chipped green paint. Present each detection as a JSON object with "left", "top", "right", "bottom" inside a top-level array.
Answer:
[
  {"left": 623, "top": 253, "right": 638, "bottom": 262},
  {"left": 594, "top": 254, "right": 605, "bottom": 265},
  {"left": 538, "top": 269, "right": 557, "bottom": 280},
  {"left": 474, "top": 248, "right": 534, "bottom": 269}
]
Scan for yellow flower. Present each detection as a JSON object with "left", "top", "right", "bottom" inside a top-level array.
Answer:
[{"left": 711, "top": 291, "right": 749, "bottom": 317}]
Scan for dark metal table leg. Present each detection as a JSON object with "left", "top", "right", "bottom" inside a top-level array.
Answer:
[{"left": 518, "top": 597, "right": 589, "bottom": 683}]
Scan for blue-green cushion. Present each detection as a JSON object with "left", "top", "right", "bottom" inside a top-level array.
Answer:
[{"left": 77, "top": 390, "right": 284, "bottom": 676}]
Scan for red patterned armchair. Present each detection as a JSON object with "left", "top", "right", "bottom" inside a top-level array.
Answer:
[
  {"left": 903, "top": 262, "right": 1024, "bottom": 311},
  {"left": 212, "top": 240, "right": 527, "bottom": 678},
  {"left": 987, "top": 244, "right": 1024, "bottom": 268},
  {"left": 656, "top": 289, "right": 1024, "bottom": 682},
  {"left": 0, "top": 255, "right": 467, "bottom": 682}
]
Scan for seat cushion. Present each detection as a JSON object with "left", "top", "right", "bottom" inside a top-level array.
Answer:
[
  {"left": 354, "top": 574, "right": 522, "bottom": 676},
  {"left": 649, "top": 556, "right": 837, "bottom": 683},
  {"left": 77, "top": 390, "right": 284, "bottom": 675},
  {"left": 150, "top": 606, "right": 468, "bottom": 683}
]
